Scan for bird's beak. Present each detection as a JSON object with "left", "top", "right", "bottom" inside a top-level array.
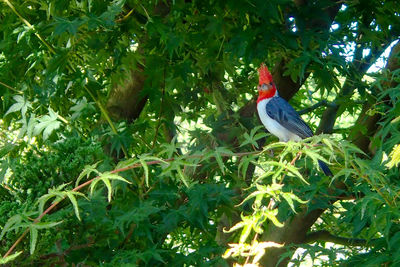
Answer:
[{"left": 258, "top": 83, "right": 273, "bottom": 91}]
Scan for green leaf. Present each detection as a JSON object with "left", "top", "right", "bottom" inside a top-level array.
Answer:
[
  {"left": 5, "top": 95, "right": 31, "bottom": 117},
  {"left": 75, "top": 161, "right": 102, "bottom": 187},
  {"left": 37, "top": 194, "right": 55, "bottom": 215},
  {"left": 53, "top": 17, "right": 84, "bottom": 35},
  {"left": 264, "top": 209, "right": 284, "bottom": 228},
  {"left": 115, "top": 158, "right": 139, "bottom": 170},
  {"left": 29, "top": 227, "right": 38, "bottom": 255},
  {"left": 5, "top": 101, "right": 24, "bottom": 115},
  {"left": 284, "top": 164, "right": 309, "bottom": 185},
  {"left": 237, "top": 190, "right": 267, "bottom": 207},
  {"left": 214, "top": 150, "right": 225, "bottom": 174},
  {"left": 31, "top": 221, "right": 63, "bottom": 230},
  {"left": 90, "top": 177, "right": 102, "bottom": 196},
  {"left": 176, "top": 165, "right": 189, "bottom": 187},
  {"left": 281, "top": 192, "right": 307, "bottom": 213},
  {"left": 102, "top": 177, "right": 113, "bottom": 202},
  {"left": 33, "top": 108, "right": 61, "bottom": 140},
  {"left": 0, "top": 214, "right": 23, "bottom": 240},
  {"left": 303, "top": 150, "right": 325, "bottom": 165},
  {"left": 90, "top": 172, "right": 131, "bottom": 202},
  {"left": 240, "top": 126, "right": 267, "bottom": 148},
  {"left": 322, "top": 138, "right": 334, "bottom": 152},
  {"left": 238, "top": 156, "right": 255, "bottom": 179},
  {"left": 101, "top": 172, "right": 132, "bottom": 184},
  {"left": 66, "top": 192, "right": 86, "bottom": 221},
  {"left": 282, "top": 193, "right": 296, "bottom": 213},
  {"left": 69, "top": 97, "right": 95, "bottom": 120},
  {"left": 139, "top": 159, "right": 150, "bottom": 186},
  {"left": 0, "top": 143, "right": 16, "bottom": 158}
]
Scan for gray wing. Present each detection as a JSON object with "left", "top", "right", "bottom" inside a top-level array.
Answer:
[{"left": 265, "top": 97, "right": 314, "bottom": 139}]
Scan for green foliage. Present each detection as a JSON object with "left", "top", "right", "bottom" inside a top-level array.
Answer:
[
  {"left": 37, "top": 184, "right": 87, "bottom": 220},
  {"left": 6, "top": 136, "right": 108, "bottom": 202},
  {"left": 0, "top": 0, "right": 399, "bottom": 266}
]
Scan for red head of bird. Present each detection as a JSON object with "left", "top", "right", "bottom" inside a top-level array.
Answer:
[{"left": 257, "top": 63, "right": 277, "bottom": 103}]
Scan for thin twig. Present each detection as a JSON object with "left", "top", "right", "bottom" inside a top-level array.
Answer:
[
  {"left": 266, "top": 151, "right": 303, "bottom": 211},
  {"left": 298, "top": 100, "right": 331, "bottom": 115},
  {"left": 217, "top": 36, "right": 225, "bottom": 59},
  {"left": 279, "top": 151, "right": 302, "bottom": 185},
  {"left": 0, "top": 81, "right": 23, "bottom": 93},
  {"left": 244, "top": 233, "right": 259, "bottom": 265},
  {"left": 40, "top": 238, "right": 94, "bottom": 260},
  {"left": 116, "top": 8, "right": 134, "bottom": 22},
  {"left": 118, "top": 223, "right": 136, "bottom": 249},
  {"left": 349, "top": 161, "right": 393, "bottom": 207},
  {"left": 3, "top": 0, "right": 55, "bottom": 54}
]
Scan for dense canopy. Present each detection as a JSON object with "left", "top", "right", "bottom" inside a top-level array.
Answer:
[{"left": 0, "top": 0, "right": 400, "bottom": 266}]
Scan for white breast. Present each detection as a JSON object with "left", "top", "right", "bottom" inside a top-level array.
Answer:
[{"left": 257, "top": 98, "right": 302, "bottom": 142}]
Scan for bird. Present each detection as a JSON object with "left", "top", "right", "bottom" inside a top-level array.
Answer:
[{"left": 256, "top": 63, "right": 333, "bottom": 176}]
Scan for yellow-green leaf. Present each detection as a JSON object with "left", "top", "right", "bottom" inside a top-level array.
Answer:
[{"left": 386, "top": 144, "right": 400, "bottom": 168}]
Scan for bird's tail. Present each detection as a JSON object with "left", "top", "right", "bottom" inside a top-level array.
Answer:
[{"left": 318, "top": 160, "right": 333, "bottom": 177}]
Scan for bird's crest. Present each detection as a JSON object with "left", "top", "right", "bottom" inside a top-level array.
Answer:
[{"left": 258, "top": 63, "right": 273, "bottom": 85}]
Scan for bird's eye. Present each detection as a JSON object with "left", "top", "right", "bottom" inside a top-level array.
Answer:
[{"left": 261, "top": 83, "right": 269, "bottom": 90}]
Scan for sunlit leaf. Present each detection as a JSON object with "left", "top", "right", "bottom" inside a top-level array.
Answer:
[
  {"left": 386, "top": 144, "right": 400, "bottom": 168},
  {"left": 0, "top": 251, "right": 23, "bottom": 264}
]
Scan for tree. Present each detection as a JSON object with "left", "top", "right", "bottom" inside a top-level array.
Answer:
[{"left": 0, "top": 0, "right": 400, "bottom": 266}]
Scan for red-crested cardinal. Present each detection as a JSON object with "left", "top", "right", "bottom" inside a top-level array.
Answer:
[{"left": 256, "top": 63, "right": 333, "bottom": 176}]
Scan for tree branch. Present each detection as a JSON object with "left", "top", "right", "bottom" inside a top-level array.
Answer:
[
  {"left": 316, "top": 35, "right": 397, "bottom": 134},
  {"left": 304, "top": 230, "right": 376, "bottom": 247},
  {"left": 298, "top": 100, "right": 333, "bottom": 115},
  {"left": 273, "top": 60, "right": 311, "bottom": 101},
  {"left": 106, "top": 1, "right": 171, "bottom": 122},
  {"left": 40, "top": 238, "right": 94, "bottom": 261},
  {"left": 350, "top": 40, "right": 400, "bottom": 153}
]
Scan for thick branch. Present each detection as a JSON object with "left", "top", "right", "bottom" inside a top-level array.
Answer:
[
  {"left": 350, "top": 40, "right": 400, "bottom": 153},
  {"left": 106, "top": 2, "right": 171, "bottom": 122},
  {"left": 259, "top": 172, "right": 348, "bottom": 267},
  {"left": 304, "top": 230, "right": 376, "bottom": 247},
  {"left": 260, "top": 208, "right": 327, "bottom": 267},
  {"left": 316, "top": 37, "right": 396, "bottom": 134},
  {"left": 273, "top": 60, "right": 311, "bottom": 101},
  {"left": 107, "top": 66, "right": 147, "bottom": 122}
]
